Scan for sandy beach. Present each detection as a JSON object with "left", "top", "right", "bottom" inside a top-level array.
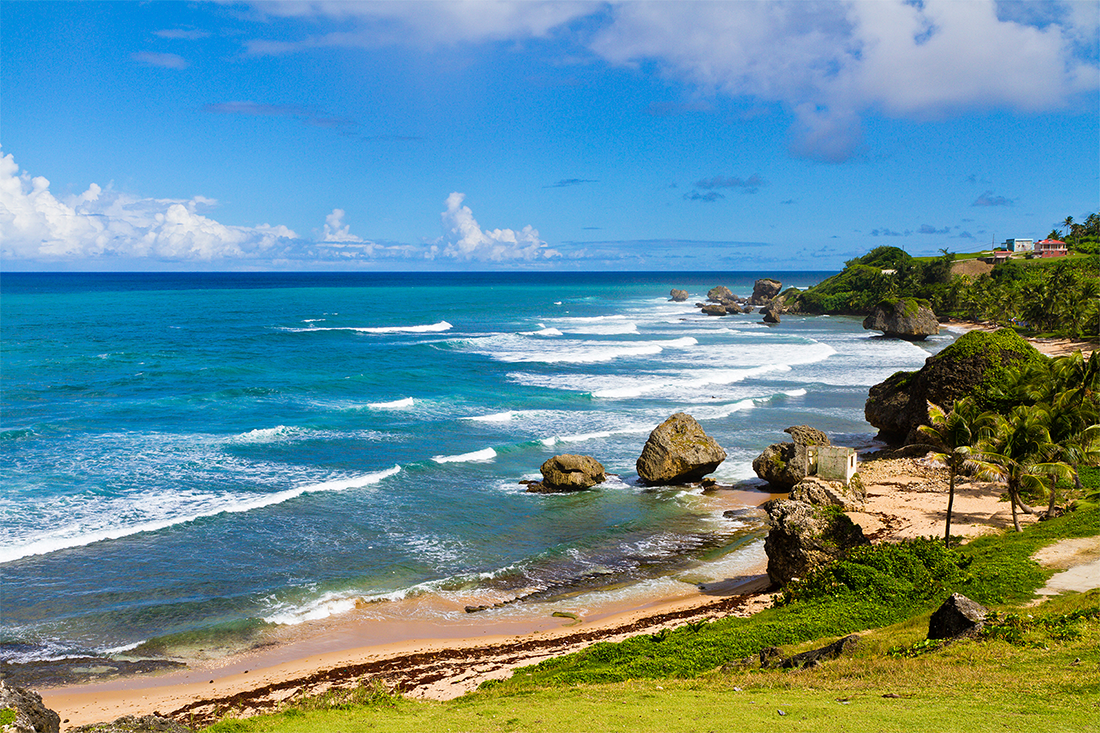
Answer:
[
  {"left": 941, "top": 318, "right": 1097, "bottom": 358},
  {"left": 33, "top": 334, "right": 1099, "bottom": 730}
]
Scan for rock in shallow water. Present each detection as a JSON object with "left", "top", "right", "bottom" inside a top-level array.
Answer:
[
  {"left": 636, "top": 412, "right": 726, "bottom": 486},
  {"left": 538, "top": 454, "right": 605, "bottom": 492}
]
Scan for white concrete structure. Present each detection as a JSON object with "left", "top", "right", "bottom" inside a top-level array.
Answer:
[
  {"left": 806, "top": 445, "right": 858, "bottom": 485},
  {"left": 1004, "top": 238, "right": 1033, "bottom": 253}
]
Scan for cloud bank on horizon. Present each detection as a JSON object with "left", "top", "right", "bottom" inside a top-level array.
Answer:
[{"left": 1, "top": 0, "right": 1096, "bottom": 270}]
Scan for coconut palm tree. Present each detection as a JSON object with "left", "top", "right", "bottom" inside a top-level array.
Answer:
[{"left": 919, "top": 397, "right": 985, "bottom": 546}]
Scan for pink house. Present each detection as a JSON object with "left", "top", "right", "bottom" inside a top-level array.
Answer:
[{"left": 1036, "top": 239, "right": 1068, "bottom": 257}]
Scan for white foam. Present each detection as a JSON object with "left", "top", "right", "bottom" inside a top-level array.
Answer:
[
  {"left": 469, "top": 335, "right": 699, "bottom": 364},
  {"left": 432, "top": 447, "right": 497, "bottom": 464},
  {"left": 264, "top": 592, "right": 360, "bottom": 625},
  {"left": 0, "top": 465, "right": 402, "bottom": 564},
  {"left": 567, "top": 322, "right": 639, "bottom": 335},
  {"left": 368, "top": 397, "right": 415, "bottom": 410},
  {"left": 282, "top": 321, "right": 452, "bottom": 334},
  {"left": 784, "top": 388, "right": 808, "bottom": 397},
  {"left": 540, "top": 430, "right": 613, "bottom": 446},
  {"left": 463, "top": 412, "right": 514, "bottom": 422},
  {"left": 231, "top": 426, "right": 298, "bottom": 443}
]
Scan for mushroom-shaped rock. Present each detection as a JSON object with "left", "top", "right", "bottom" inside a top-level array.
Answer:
[
  {"left": 928, "top": 593, "right": 989, "bottom": 639},
  {"left": 762, "top": 499, "right": 869, "bottom": 585},
  {"left": 540, "top": 454, "right": 605, "bottom": 491},
  {"left": 636, "top": 412, "right": 726, "bottom": 486},
  {"left": 669, "top": 289, "right": 689, "bottom": 302},
  {"left": 0, "top": 680, "right": 61, "bottom": 733},
  {"left": 751, "top": 278, "right": 782, "bottom": 304},
  {"left": 863, "top": 298, "right": 939, "bottom": 340}
]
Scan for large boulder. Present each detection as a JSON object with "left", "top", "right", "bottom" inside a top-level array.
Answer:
[
  {"left": 751, "top": 278, "right": 782, "bottom": 304},
  {"left": 865, "top": 328, "right": 1045, "bottom": 444},
  {"left": 751, "top": 426, "right": 831, "bottom": 489},
  {"left": 706, "top": 285, "right": 736, "bottom": 304},
  {"left": 762, "top": 499, "right": 869, "bottom": 585},
  {"left": 928, "top": 593, "right": 988, "bottom": 640},
  {"left": 636, "top": 412, "right": 726, "bottom": 485},
  {"left": 789, "top": 476, "right": 865, "bottom": 510},
  {"left": 862, "top": 298, "right": 940, "bottom": 340},
  {"left": 701, "top": 304, "right": 729, "bottom": 316},
  {"left": 669, "top": 289, "right": 688, "bottom": 302},
  {"left": 527, "top": 454, "right": 605, "bottom": 493},
  {"left": 0, "top": 680, "right": 60, "bottom": 733}
]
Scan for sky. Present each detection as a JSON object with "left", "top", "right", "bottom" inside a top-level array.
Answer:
[{"left": 1, "top": 0, "right": 1098, "bottom": 272}]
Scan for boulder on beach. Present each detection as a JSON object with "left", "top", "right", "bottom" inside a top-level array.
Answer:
[
  {"left": 636, "top": 412, "right": 726, "bottom": 486},
  {"left": 526, "top": 454, "right": 606, "bottom": 493},
  {"left": 752, "top": 426, "right": 831, "bottom": 489},
  {"left": 865, "top": 328, "right": 1045, "bottom": 444},
  {"left": 762, "top": 499, "right": 869, "bottom": 585},
  {"left": 669, "top": 289, "right": 689, "bottom": 302},
  {"left": 862, "top": 298, "right": 939, "bottom": 340},
  {"left": 928, "top": 593, "right": 988, "bottom": 639},
  {"left": 0, "top": 680, "right": 61, "bottom": 733},
  {"left": 751, "top": 278, "right": 782, "bottom": 304}
]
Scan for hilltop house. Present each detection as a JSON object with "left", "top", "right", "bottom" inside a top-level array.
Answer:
[
  {"left": 1003, "top": 238, "right": 1033, "bottom": 253},
  {"left": 1036, "top": 239, "right": 1068, "bottom": 257}
]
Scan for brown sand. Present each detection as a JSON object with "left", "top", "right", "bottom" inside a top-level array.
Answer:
[{"left": 941, "top": 319, "right": 1097, "bottom": 358}]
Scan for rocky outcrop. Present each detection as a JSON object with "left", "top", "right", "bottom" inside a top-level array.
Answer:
[
  {"left": 762, "top": 308, "right": 780, "bottom": 324},
  {"left": 760, "top": 634, "right": 860, "bottom": 670},
  {"left": 762, "top": 499, "right": 869, "bottom": 585},
  {"left": 526, "top": 454, "right": 605, "bottom": 493},
  {"left": 706, "top": 285, "right": 736, "bottom": 304},
  {"left": 636, "top": 412, "right": 726, "bottom": 485},
  {"left": 701, "top": 304, "right": 730, "bottom": 316},
  {"left": 789, "top": 476, "right": 865, "bottom": 510},
  {"left": 0, "top": 680, "right": 60, "bottom": 733},
  {"left": 669, "top": 289, "right": 688, "bottom": 302},
  {"left": 862, "top": 298, "right": 939, "bottom": 340},
  {"left": 865, "top": 328, "right": 1045, "bottom": 444},
  {"left": 928, "top": 593, "right": 988, "bottom": 639},
  {"left": 69, "top": 716, "right": 192, "bottom": 733},
  {"left": 751, "top": 278, "right": 782, "bottom": 305},
  {"left": 752, "top": 426, "right": 831, "bottom": 489}
]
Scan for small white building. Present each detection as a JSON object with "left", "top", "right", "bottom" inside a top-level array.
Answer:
[
  {"left": 1003, "top": 238, "right": 1033, "bottom": 253},
  {"left": 805, "top": 445, "right": 858, "bottom": 485}
]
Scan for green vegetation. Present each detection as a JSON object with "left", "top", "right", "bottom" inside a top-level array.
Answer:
[
  {"left": 789, "top": 217, "right": 1100, "bottom": 339},
  {"left": 199, "top": 509, "right": 1099, "bottom": 733},
  {"left": 0, "top": 708, "right": 16, "bottom": 726}
]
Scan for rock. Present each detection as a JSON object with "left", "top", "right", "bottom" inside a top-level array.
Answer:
[
  {"left": 538, "top": 454, "right": 605, "bottom": 491},
  {"left": 0, "top": 680, "right": 60, "bottom": 733},
  {"left": 928, "top": 593, "right": 988, "bottom": 640},
  {"left": 762, "top": 499, "right": 869, "bottom": 585},
  {"left": 760, "top": 634, "right": 861, "bottom": 670},
  {"left": 69, "top": 715, "right": 192, "bottom": 733},
  {"left": 700, "top": 304, "right": 727, "bottom": 316},
  {"left": 706, "top": 285, "right": 735, "bottom": 304},
  {"left": 789, "top": 475, "right": 864, "bottom": 510},
  {"left": 636, "top": 412, "right": 727, "bottom": 486},
  {"left": 865, "top": 329, "right": 1045, "bottom": 444},
  {"left": 669, "top": 289, "right": 688, "bottom": 302},
  {"left": 751, "top": 278, "right": 782, "bottom": 304},
  {"left": 762, "top": 308, "right": 780, "bottom": 324},
  {"left": 751, "top": 426, "right": 831, "bottom": 489},
  {"left": 862, "top": 298, "right": 940, "bottom": 340}
]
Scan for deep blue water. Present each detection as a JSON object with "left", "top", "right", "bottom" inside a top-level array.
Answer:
[{"left": 0, "top": 271, "right": 952, "bottom": 661}]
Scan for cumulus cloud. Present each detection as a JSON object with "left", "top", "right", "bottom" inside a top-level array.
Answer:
[
  {"left": 434, "top": 192, "right": 557, "bottom": 261},
  {"left": 0, "top": 151, "right": 296, "bottom": 263},
  {"left": 237, "top": 2, "right": 1096, "bottom": 162},
  {"left": 321, "top": 208, "right": 366, "bottom": 243}
]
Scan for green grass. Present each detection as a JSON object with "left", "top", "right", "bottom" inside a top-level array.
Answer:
[{"left": 200, "top": 509, "right": 1100, "bottom": 733}]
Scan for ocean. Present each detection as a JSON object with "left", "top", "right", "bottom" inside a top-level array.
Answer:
[{"left": 0, "top": 271, "right": 955, "bottom": 666}]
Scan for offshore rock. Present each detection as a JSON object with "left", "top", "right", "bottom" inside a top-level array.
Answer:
[
  {"left": 0, "top": 680, "right": 60, "bottom": 733},
  {"left": 636, "top": 412, "right": 726, "bottom": 486},
  {"left": 863, "top": 298, "right": 939, "bottom": 340},
  {"left": 706, "top": 285, "right": 736, "bottom": 304},
  {"left": 701, "top": 304, "right": 728, "bottom": 316},
  {"left": 752, "top": 426, "right": 831, "bottom": 489},
  {"left": 751, "top": 278, "right": 782, "bottom": 305},
  {"left": 69, "top": 716, "right": 192, "bottom": 733},
  {"left": 538, "top": 454, "right": 605, "bottom": 491},
  {"left": 762, "top": 308, "right": 780, "bottom": 324},
  {"left": 865, "top": 329, "right": 1044, "bottom": 444},
  {"left": 762, "top": 499, "right": 869, "bottom": 585},
  {"left": 928, "top": 593, "right": 988, "bottom": 640},
  {"left": 669, "top": 289, "right": 689, "bottom": 302}
]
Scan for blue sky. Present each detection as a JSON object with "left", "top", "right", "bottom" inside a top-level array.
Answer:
[{"left": 2, "top": 1, "right": 1097, "bottom": 271}]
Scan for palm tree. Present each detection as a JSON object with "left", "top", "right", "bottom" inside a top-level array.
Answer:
[
  {"left": 919, "top": 397, "right": 984, "bottom": 546},
  {"left": 972, "top": 405, "right": 1061, "bottom": 532}
]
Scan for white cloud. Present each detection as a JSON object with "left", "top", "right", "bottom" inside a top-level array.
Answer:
[
  {"left": 246, "top": 1, "right": 1098, "bottom": 163},
  {"left": 0, "top": 151, "right": 297, "bottom": 263},
  {"left": 132, "top": 51, "right": 190, "bottom": 69},
  {"left": 322, "top": 208, "right": 365, "bottom": 242},
  {"left": 435, "top": 192, "right": 557, "bottom": 261}
]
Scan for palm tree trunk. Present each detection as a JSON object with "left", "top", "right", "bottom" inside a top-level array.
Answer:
[
  {"left": 945, "top": 470, "right": 955, "bottom": 547},
  {"left": 1046, "top": 475, "right": 1058, "bottom": 518},
  {"left": 1010, "top": 485, "right": 1021, "bottom": 532}
]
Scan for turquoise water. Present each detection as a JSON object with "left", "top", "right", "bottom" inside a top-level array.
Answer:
[{"left": 0, "top": 272, "right": 952, "bottom": 661}]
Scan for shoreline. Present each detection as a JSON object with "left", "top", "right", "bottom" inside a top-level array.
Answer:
[{"left": 940, "top": 318, "right": 1097, "bottom": 357}]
